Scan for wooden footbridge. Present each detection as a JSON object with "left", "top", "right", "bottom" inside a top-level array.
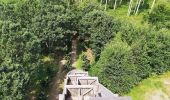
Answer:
[{"left": 59, "top": 70, "right": 131, "bottom": 100}]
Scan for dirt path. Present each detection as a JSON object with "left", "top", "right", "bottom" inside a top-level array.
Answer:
[
  {"left": 71, "top": 37, "right": 78, "bottom": 68},
  {"left": 47, "top": 57, "right": 67, "bottom": 100},
  {"left": 48, "top": 36, "right": 78, "bottom": 100}
]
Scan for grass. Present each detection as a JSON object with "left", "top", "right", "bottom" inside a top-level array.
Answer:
[
  {"left": 127, "top": 72, "right": 170, "bottom": 100},
  {"left": 106, "top": 3, "right": 149, "bottom": 28},
  {"left": 106, "top": 0, "right": 170, "bottom": 28},
  {"left": 75, "top": 53, "right": 84, "bottom": 70}
]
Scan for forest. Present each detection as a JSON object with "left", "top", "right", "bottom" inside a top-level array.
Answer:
[{"left": 0, "top": 0, "right": 170, "bottom": 100}]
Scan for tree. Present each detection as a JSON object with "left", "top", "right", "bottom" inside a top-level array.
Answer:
[
  {"left": 127, "top": 0, "right": 133, "bottom": 16},
  {"left": 114, "top": 0, "right": 118, "bottom": 10},
  {"left": 105, "top": 0, "right": 108, "bottom": 10},
  {"left": 149, "top": 0, "right": 156, "bottom": 13},
  {"left": 90, "top": 34, "right": 140, "bottom": 94},
  {"left": 119, "top": 0, "right": 123, "bottom": 5},
  {"left": 145, "top": 3, "right": 170, "bottom": 29},
  {"left": 100, "top": 0, "right": 103, "bottom": 6},
  {"left": 0, "top": 0, "right": 78, "bottom": 99},
  {"left": 79, "top": 10, "right": 119, "bottom": 59},
  {"left": 135, "top": 0, "right": 142, "bottom": 15}
]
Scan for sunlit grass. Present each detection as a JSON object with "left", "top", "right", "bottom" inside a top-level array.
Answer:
[
  {"left": 76, "top": 54, "right": 84, "bottom": 70},
  {"left": 106, "top": 4, "right": 149, "bottom": 27},
  {"left": 127, "top": 72, "right": 170, "bottom": 100},
  {"left": 42, "top": 55, "right": 54, "bottom": 63}
]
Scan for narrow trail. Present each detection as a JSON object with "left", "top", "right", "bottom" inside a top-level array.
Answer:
[
  {"left": 48, "top": 56, "right": 67, "bottom": 100},
  {"left": 71, "top": 36, "right": 78, "bottom": 68},
  {"left": 48, "top": 36, "right": 78, "bottom": 100}
]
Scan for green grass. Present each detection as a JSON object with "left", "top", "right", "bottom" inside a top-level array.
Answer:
[
  {"left": 75, "top": 53, "right": 84, "bottom": 70},
  {"left": 127, "top": 72, "right": 170, "bottom": 100},
  {"left": 106, "top": 0, "right": 170, "bottom": 28}
]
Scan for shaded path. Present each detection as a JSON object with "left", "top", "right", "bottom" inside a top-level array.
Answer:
[
  {"left": 71, "top": 36, "right": 78, "bottom": 68},
  {"left": 48, "top": 35, "right": 78, "bottom": 100},
  {"left": 48, "top": 56, "right": 67, "bottom": 100}
]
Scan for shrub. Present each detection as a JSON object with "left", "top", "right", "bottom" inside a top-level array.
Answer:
[
  {"left": 146, "top": 29, "right": 170, "bottom": 74},
  {"left": 90, "top": 26, "right": 170, "bottom": 95},
  {"left": 90, "top": 34, "right": 140, "bottom": 94}
]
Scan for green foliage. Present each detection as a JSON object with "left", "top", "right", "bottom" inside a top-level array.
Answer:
[
  {"left": 90, "top": 23, "right": 170, "bottom": 95},
  {"left": 79, "top": 10, "right": 120, "bottom": 59},
  {"left": 146, "top": 29, "right": 170, "bottom": 73},
  {"left": 64, "top": 53, "right": 72, "bottom": 71},
  {"left": 0, "top": 21, "right": 42, "bottom": 99},
  {"left": 0, "top": 0, "right": 170, "bottom": 99},
  {"left": 90, "top": 34, "right": 139, "bottom": 94},
  {"left": 144, "top": 3, "right": 170, "bottom": 29},
  {"left": 0, "top": 0, "right": 76, "bottom": 99},
  {"left": 76, "top": 53, "right": 90, "bottom": 71},
  {"left": 76, "top": 53, "right": 84, "bottom": 70}
]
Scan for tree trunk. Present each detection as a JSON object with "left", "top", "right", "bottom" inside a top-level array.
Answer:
[
  {"left": 142, "top": 0, "right": 145, "bottom": 5},
  {"left": 150, "top": 0, "right": 156, "bottom": 13},
  {"left": 135, "top": 0, "right": 142, "bottom": 16},
  {"left": 127, "top": 0, "right": 133, "bottom": 16},
  {"left": 134, "top": 0, "right": 139, "bottom": 14},
  {"left": 67, "top": 0, "right": 70, "bottom": 7},
  {"left": 105, "top": 0, "right": 108, "bottom": 10},
  {"left": 100, "top": 0, "right": 103, "bottom": 6},
  {"left": 119, "top": 0, "right": 123, "bottom": 5},
  {"left": 114, "top": 0, "right": 118, "bottom": 10}
]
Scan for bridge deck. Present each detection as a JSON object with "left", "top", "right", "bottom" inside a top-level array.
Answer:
[{"left": 59, "top": 70, "right": 131, "bottom": 100}]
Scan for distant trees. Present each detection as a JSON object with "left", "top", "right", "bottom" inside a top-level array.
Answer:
[
  {"left": 99, "top": 0, "right": 155, "bottom": 16},
  {"left": 128, "top": 0, "right": 149, "bottom": 16},
  {"left": 145, "top": 3, "right": 170, "bottom": 29}
]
